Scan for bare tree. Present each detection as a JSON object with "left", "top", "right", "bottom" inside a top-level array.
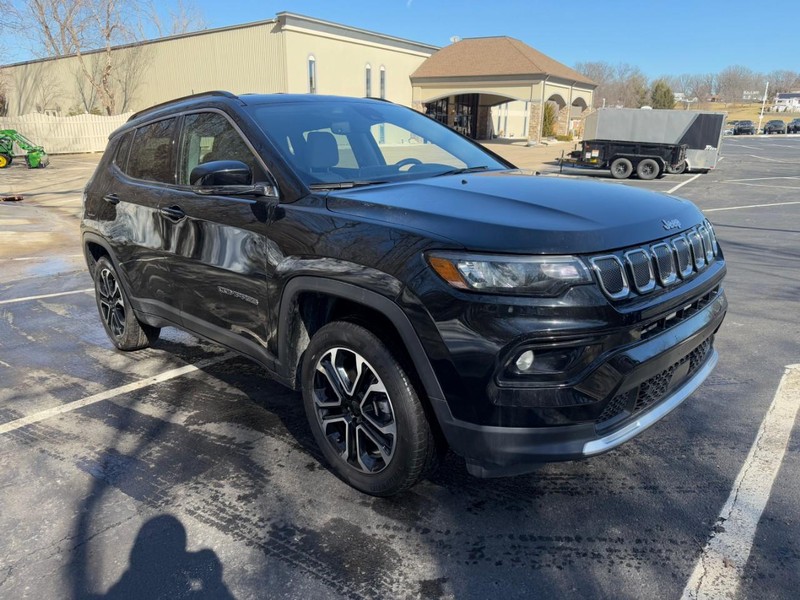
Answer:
[
  {"left": 149, "top": 0, "right": 206, "bottom": 37},
  {"left": 575, "top": 61, "right": 648, "bottom": 108},
  {"left": 717, "top": 65, "right": 761, "bottom": 103},
  {"left": 766, "top": 70, "right": 800, "bottom": 96},
  {"left": 22, "top": 0, "right": 205, "bottom": 115}
]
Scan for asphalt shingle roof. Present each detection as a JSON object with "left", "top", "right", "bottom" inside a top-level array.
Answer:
[{"left": 411, "top": 37, "right": 595, "bottom": 86}]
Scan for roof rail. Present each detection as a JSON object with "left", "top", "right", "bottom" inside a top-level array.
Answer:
[{"left": 128, "top": 90, "right": 238, "bottom": 121}]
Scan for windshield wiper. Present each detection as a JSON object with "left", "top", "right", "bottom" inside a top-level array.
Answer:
[
  {"left": 434, "top": 165, "right": 491, "bottom": 177},
  {"left": 308, "top": 180, "right": 389, "bottom": 190}
]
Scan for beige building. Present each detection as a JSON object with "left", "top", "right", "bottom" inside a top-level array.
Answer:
[
  {"left": 411, "top": 37, "right": 596, "bottom": 141},
  {"left": 0, "top": 12, "right": 594, "bottom": 143},
  {"left": 0, "top": 13, "right": 436, "bottom": 119}
]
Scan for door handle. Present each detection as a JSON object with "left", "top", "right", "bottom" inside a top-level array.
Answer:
[
  {"left": 103, "top": 193, "right": 120, "bottom": 205},
  {"left": 159, "top": 205, "right": 186, "bottom": 221}
]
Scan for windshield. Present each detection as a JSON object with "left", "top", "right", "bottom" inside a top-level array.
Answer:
[{"left": 247, "top": 99, "right": 508, "bottom": 187}]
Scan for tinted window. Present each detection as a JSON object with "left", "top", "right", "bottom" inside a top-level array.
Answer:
[
  {"left": 249, "top": 100, "right": 505, "bottom": 186},
  {"left": 178, "top": 112, "right": 264, "bottom": 185},
  {"left": 127, "top": 118, "right": 177, "bottom": 183},
  {"left": 113, "top": 131, "right": 133, "bottom": 172}
]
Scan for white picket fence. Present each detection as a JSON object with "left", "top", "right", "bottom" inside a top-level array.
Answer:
[{"left": 0, "top": 112, "right": 133, "bottom": 154}]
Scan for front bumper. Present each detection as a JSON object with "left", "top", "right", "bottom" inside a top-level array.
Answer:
[{"left": 427, "top": 287, "right": 727, "bottom": 477}]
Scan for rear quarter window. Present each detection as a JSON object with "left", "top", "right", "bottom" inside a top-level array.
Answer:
[
  {"left": 113, "top": 131, "right": 133, "bottom": 172},
  {"left": 127, "top": 118, "right": 177, "bottom": 184}
]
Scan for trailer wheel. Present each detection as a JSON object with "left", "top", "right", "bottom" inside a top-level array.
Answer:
[
  {"left": 636, "top": 158, "right": 659, "bottom": 181},
  {"left": 610, "top": 157, "right": 633, "bottom": 179},
  {"left": 666, "top": 161, "right": 687, "bottom": 175}
]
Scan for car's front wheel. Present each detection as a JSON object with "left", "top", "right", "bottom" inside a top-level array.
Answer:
[
  {"left": 301, "top": 321, "right": 436, "bottom": 496},
  {"left": 93, "top": 256, "right": 160, "bottom": 351}
]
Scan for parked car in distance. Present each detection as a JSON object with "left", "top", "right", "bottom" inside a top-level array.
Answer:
[
  {"left": 787, "top": 118, "right": 800, "bottom": 134},
  {"left": 81, "top": 91, "right": 727, "bottom": 496},
  {"left": 724, "top": 120, "right": 738, "bottom": 135},
  {"left": 734, "top": 120, "right": 756, "bottom": 135},
  {"left": 763, "top": 119, "right": 786, "bottom": 134}
]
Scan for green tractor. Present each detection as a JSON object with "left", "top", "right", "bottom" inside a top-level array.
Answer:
[{"left": 0, "top": 130, "right": 50, "bottom": 169}]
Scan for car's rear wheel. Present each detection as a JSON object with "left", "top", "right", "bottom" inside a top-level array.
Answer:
[
  {"left": 302, "top": 321, "right": 435, "bottom": 496},
  {"left": 93, "top": 256, "right": 160, "bottom": 350},
  {"left": 636, "top": 158, "right": 659, "bottom": 180},
  {"left": 610, "top": 157, "right": 633, "bottom": 179}
]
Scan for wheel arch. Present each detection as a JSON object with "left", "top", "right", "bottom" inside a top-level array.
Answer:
[{"left": 278, "top": 277, "right": 446, "bottom": 408}]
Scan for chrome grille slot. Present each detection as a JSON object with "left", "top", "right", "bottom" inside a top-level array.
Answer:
[
  {"left": 687, "top": 230, "right": 706, "bottom": 269},
  {"left": 672, "top": 236, "right": 693, "bottom": 278},
  {"left": 624, "top": 249, "right": 656, "bottom": 293},
  {"left": 698, "top": 225, "right": 714, "bottom": 262},
  {"left": 590, "top": 256, "right": 628, "bottom": 299},
  {"left": 651, "top": 243, "right": 677, "bottom": 286}
]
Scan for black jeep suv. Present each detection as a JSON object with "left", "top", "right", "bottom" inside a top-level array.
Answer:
[{"left": 82, "top": 92, "right": 727, "bottom": 495}]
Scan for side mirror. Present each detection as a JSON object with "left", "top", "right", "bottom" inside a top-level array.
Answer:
[{"left": 190, "top": 160, "right": 251, "bottom": 186}]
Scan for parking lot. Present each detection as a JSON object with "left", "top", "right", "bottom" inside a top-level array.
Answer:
[{"left": 1, "top": 136, "right": 798, "bottom": 599}]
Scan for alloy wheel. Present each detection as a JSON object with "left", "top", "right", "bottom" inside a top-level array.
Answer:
[
  {"left": 312, "top": 347, "right": 397, "bottom": 474},
  {"left": 97, "top": 267, "right": 126, "bottom": 338}
]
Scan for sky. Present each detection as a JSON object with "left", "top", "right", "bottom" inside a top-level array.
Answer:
[{"left": 3, "top": 0, "right": 793, "bottom": 79}]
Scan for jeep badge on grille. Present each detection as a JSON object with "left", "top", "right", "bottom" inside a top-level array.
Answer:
[{"left": 662, "top": 219, "right": 682, "bottom": 230}]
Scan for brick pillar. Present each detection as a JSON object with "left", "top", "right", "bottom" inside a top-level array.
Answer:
[
  {"left": 447, "top": 97, "right": 456, "bottom": 128},
  {"left": 527, "top": 102, "right": 542, "bottom": 143},
  {"left": 477, "top": 105, "right": 491, "bottom": 139},
  {"left": 557, "top": 104, "right": 570, "bottom": 136}
]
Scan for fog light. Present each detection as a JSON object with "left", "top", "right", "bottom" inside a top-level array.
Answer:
[{"left": 515, "top": 350, "right": 535, "bottom": 372}]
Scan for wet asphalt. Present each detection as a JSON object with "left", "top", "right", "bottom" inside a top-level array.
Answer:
[{"left": 0, "top": 138, "right": 798, "bottom": 599}]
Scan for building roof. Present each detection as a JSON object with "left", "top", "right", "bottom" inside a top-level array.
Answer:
[
  {"left": 776, "top": 92, "right": 800, "bottom": 100},
  {"left": 410, "top": 36, "right": 595, "bottom": 86}
]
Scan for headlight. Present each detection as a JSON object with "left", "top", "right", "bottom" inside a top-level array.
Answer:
[{"left": 427, "top": 252, "right": 591, "bottom": 296}]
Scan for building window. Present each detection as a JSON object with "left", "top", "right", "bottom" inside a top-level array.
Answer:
[
  {"left": 308, "top": 56, "right": 317, "bottom": 94},
  {"left": 365, "top": 64, "right": 372, "bottom": 97},
  {"left": 379, "top": 66, "right": 386, "bottom": 99}
]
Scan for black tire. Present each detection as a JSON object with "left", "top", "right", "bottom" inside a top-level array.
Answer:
[
  {"left": 93, "top": 256, "right": 160, "bottom": 351},
  {"left": 301, "top": 321, "right": 435, "bottom": 496},
  {"left": 636, "top": 158, "right": 659, "bottom": 181},
  {"left": 609, "top": 157, "right": 633, "bottom": 179},
  {"left": 666, "top": 160, "right": 687, "bottom": 175}
]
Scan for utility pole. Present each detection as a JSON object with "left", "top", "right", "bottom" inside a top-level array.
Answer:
[{"left": 758, "top": 81, "right": 769, "bottom": 134}]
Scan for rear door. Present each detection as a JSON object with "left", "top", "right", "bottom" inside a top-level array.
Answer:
[
  {"left": 101, "top": 118, "right": 179, "bottom": 321},
  {"left": 159, "top": 110, "right": 276, "bottom": 365}
]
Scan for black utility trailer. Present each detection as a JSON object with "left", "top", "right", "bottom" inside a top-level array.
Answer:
[{"left": 561, "top": 139, "right": 687, "bottom": 180}]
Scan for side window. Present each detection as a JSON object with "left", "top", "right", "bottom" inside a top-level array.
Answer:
[
  {"left": 113, "top": 131, "right": 133, "bottom": 172},
  {"left": 127, "top": 118, "right": 177, "bottom": 183},
  {"left": 178, "top": 112, "right": 264, "bottom": 185}
]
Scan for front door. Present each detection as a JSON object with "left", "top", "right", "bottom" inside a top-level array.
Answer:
[{"left": 160, "top": 111, "right": 276, "bottom": 366}]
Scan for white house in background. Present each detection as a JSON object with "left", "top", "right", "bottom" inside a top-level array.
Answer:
[{"left": 773, "top": 92, "right": 800, "bottom": 112}]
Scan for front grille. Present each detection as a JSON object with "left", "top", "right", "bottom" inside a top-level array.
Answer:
[
  {"left": 590, "top": 256, "right": 628, "bottom": 298},
  {"left": 625, "top": 249, "right": 656, "bottom": 293},
  {"left": 596, "top": 336, "right": 713, "bottom": 427},
  {"left": 589, "top": 221, "right": 718, "bottom": 301}
]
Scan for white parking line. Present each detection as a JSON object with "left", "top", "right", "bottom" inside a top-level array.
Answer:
[
  {"left": 0, "top": 254, "right": 84, "bottom": 262},
  {"left": 0, "top": 288, "right": 94, "bottom": 306},
  {"left": 667, "top": 174, "right": 702, "bottom": 195},
  {"left": 0, "top": 353, "right": 235, "bottom": 436},
  {"left": 749, "top": 155, "right": 800, "bottom": 164},
  {"left": 724, "top": 176, "right": 800, "bottom": 182},
  {"left": 705, "top": 201, "right": 800, "bottom": 212},
  {"left": 724, "top": 182, "right": 800, "bottom": 191},
  {"left": 681, "top": 364, "right": 800, "bottom": 600}
]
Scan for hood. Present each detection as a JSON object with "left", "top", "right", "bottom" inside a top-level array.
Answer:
[{"left": 325, "top": 171, "right": 705, "bottom": 254}]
